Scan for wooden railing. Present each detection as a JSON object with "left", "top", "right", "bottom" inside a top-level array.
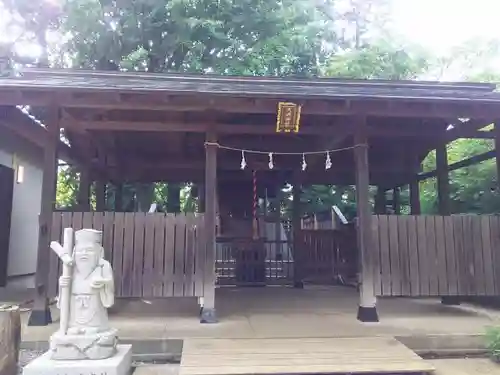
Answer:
[
  {"left": 372, "top": 215, "right": 500, "bottom": 297},
  {"left": 297, "top": 227, "right": 357, "bottom": 285},
  {"left": 215, "top": 237, "right": 294, "bottom": 286},
  {"left": 48, "top": 212, "right": 207, "bottom": 298}
]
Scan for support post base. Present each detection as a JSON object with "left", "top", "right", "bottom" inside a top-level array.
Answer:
[
  {"left": 28, "top": 308, "right": 52, "bottom": 326},
  {"left": 200, "top": 308, "right": 218, "bottom": 324},
  {"left": 357, "top": 306, "right": 379, "bottom": 323},
  {"left": 441, "top": 297, "right": 461, "bottom": 306},
  {"left": 293, "top": 281, "right": 304, "bottom": 289}
]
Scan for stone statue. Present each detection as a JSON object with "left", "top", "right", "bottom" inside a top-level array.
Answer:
[{"left": 49, "top": 228, "right": 118, "bottom": 360}]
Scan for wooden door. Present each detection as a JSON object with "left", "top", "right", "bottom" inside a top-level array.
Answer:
[{"left": 0, "top": 165, "right": 13, "bottom": 286}]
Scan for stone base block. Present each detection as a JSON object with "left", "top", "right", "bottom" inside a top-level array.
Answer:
[
  {"left": 357, "top": 306, "right": 379, "bottom": 323},
  {"left": 200, "top": 307, "right": 217, "bottom": 324},
  {"left": 441, "top": 296, "right": 461, "bottom": 305},
  {"left": 23, "top": 344, "right": 132, "bottom": 375}
]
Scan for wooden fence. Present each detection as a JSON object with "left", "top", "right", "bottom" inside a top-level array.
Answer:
[
  {"left": 48, "top": 212, "right": 207, "bottom": 298},
  {"left": 372, "top": 215, "right": 500, "bottom": 297}
]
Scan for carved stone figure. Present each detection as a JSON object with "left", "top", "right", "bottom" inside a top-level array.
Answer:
[{"left": 49, "top": 228, "right": 118, "bottom": 360}]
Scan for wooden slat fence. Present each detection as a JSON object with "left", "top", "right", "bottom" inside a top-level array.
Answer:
[
  {"left": 372, "top": 215, "right": 500, "bottom": 297},
  {"left": 48, "top": 212, "right": 207, "bottom": 298}
]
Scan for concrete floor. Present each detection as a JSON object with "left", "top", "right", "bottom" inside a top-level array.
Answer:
[
  {"left": 12, "top": 286, "right": 500, "bottom": 374},
  {"left": 19, "top": 286, "right": 500, "bottom": 342}
]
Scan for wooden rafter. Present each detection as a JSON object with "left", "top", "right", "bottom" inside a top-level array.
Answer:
[
  {"left": 1, "top": 87, "right": 500, "bottom": 119},
  {"left": 418, "top": 150, "right": 495, "bottom": 181},
  {"left": 0, "top": 105, "right": 76, "bottom": 164}
]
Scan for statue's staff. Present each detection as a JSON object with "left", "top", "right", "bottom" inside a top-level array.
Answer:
[{"left": 50, "top": 228, "right": 74, "bottom": 335}]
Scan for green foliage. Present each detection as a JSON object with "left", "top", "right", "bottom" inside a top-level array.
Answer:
[
  {"left": 55, "top": 166, "right": 78, "bottom": 210},
  {"left": 324, "top": 43, "right": 429, "bottom": 79},
  {"left": 420, "top": 135, "right": 500, "bottom": 215},
  {"left": 61, "top": 0, "right": 335, "bottom": 75},
  {"left": 486, "top": 326, "right": 500, "bottom": 362}
]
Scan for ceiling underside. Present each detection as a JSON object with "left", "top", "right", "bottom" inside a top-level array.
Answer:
[{"left": 0, "top": 69, "right": 497, "bottom": 185}]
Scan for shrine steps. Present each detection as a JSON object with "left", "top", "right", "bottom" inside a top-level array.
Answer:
[{"left": 179, "top": 337, "right": 435, "bottom": 375}]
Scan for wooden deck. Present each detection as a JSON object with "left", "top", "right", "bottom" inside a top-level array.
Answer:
[{"left": 180, "top": 337, "right": 435, "bottom": 375}]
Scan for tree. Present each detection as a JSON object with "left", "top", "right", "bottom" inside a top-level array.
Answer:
[
  {"left": 324, "top": 43, "right": 429, "bottom": 79},
  {"left": 61, "top": 0, "right": 335, "bottom": 75},
  {"left": 0, "top": 0, "right": 62, "bottom": 66}
]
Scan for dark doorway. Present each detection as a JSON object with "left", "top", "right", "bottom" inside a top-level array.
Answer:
[{"left": 0, "top": 164, "right": 13, "bottom": 287}]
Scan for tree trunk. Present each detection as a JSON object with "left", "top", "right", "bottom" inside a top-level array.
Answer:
[{"left": 0, "top": 308, "right": 21, "bottom": 375}]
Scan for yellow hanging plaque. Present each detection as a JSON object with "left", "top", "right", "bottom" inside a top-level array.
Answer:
[{"left": 276, "top": 102, "right": 301, "bottom": 133}]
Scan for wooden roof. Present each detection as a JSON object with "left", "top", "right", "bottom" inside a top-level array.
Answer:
[
  {"left": 0, "top": 69, "right": 497, "bottom": 186},
  {"left": 1, "top": 68, "right": 496, "bottom": 99}
]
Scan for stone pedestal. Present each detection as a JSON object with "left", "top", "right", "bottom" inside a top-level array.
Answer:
[
  {"left": 23, "top": 344, "right": 132, "bottom": 375},
  {"left": 50, "top": 328, "right": 118, "bottom": 360}
]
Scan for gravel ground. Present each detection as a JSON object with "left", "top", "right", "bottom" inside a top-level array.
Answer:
[{"left": 18, "top": 349, "right": 44, "bottom": 373}]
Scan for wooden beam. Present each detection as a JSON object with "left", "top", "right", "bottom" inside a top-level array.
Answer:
[
  {"left": 354, "top": 117, "right": 378, "bottom": 322},
  {"left": 392, "top": 187, "right": 401, "bottom": 215},
  {"left": 77, "top": 168, "right": 91, "bottom": 211},
  {"left": 28, "top": 106, "right": 60, "bottom": 326},
  {"left": 63, "top": 118, "right": 496, "bottom": 139},
  {"left": 2, "top": 88, "right": 500, "bottom": 119},
  {"left": 202, "top": 130, "right": 217, "bottom": 323},
  {"left": 374, "top": 187, "right": 387, "bottom": 214},
  {"left": 198, "top": 183, "right": 205, "bottom": 213},
  {"left": 369, "top": 125, "right": 494, "bottom": 140},
  {"left": 114, "top": 182, "right": 123, "bottom": 211},
  {"left": 108, "top": 169, "right": 412, "bottom": 187},
  {"left": 418, "top": 150, "right": 495, "bottom": 181},
  {"left": 103, "top": 162, "right": 415, "bottom": 182},
  {"left": 495, "top": 121, "right": 500, "bottom": 194},
  {"left": 292, "top": 184, "right": 303, "bottom": 288},
  {"left": 436, "top": 144, "right": 450, "bottom": 215},
  {"left": 65, "top": 120, "right": 344, "bottom": 135},
  {"left": 409, "top": 180, "right": 421, "bottom": 215},
  {"left": 0, "top": 106, "right": 76, "bottom": 164},
  {"left": 95, "top": 181, "right": 106, "bottom": 211}
]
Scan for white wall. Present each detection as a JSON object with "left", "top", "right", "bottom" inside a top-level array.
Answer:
[{"left": 0, "top": 124, "right": 43, "bottom": 288}]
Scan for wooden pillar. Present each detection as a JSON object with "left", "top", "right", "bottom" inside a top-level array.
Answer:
[
  {"left": 436, "top": 142, "right": 458, "bottom": 305},
  {"left": 115, "top": 183, "right": 123, "bottom": 212},
  {"left": 436, "top": 144, "right": 450, "bottom": 215},
  {"left": 95, "top": 145, "right": 106, "bottom": 212},
  {"left": 409, "top": 179, "right": 421, "bottom": 215},
  {"left": 392, "top": 187, "right": 401, "bottom": 215},
  {"left": 354, "top": 117, "right": 378, "bottom": 322},
  {"left": 374, "top": 187, "right": 386, "bottom": 214},
  {"left": 292, "top": 184, "right": 303, "bottom": 288},
  {"left": 167, "top": 184, "right": 181, "bottom": 213},
  {"left": 95, "top": 181, "right": 106, "bottom": 211},
  {"left": 76, "top": 168, "right": 91, "bottom": 211},
  {"left": 495, "top": 122, "right": 500, "bottom": 191},
  {"left": 28, "top": 107, "right": 60, "bottom": 326},
  {"left": 201, "top": 131, "right": 217, "bottom": 323}
]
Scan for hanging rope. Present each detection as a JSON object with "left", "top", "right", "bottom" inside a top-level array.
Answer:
[
  {"left": 204, "top": 142, "right": 360, "bottom": 155},
  {"left": 205, "top": 141, "right": 362, "bottom": 171}
]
